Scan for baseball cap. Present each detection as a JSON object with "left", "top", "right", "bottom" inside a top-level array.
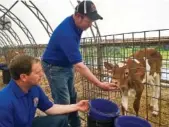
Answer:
[{"left": 75, "top": 0, "right": 103, "bottom": 21}]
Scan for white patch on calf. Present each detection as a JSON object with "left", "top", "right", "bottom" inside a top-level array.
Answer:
[
  {"left": 142, "top": 78, "right": 146, "bottom": 83},
  {"left": 153, "top": 72, "right": 157, "bottom": 78},
  {"left": 145, "top": 59, "right": 150, "bottom": 72},
  {"left": 143, "top": 57, "right": 146, "bottom": 60},
  {"left": 142, "top": 58, "right": 155, "bottom": 107},
  {"left": 118, "top": 62, "right": 126, "bottom": 67},
  {"left": 121, "top": 94, "right": 128, "bottom": 115},
  {"left": 142, "top": 58, "right": 160, "bottom": 116},
  {"left": 128, "top": 89, "right": 136, "bottom": 97},
  {"left": 152, "top": 73, "right": 160, "bottom": 115},
  {"left": 133, "top": 59, "right": 140, "bottom": 64},
  {"left": 142, "top": 58, "right": 153, "bottom": 84}
]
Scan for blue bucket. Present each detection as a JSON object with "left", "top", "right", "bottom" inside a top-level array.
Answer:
[
  {"left": 88, "top": 98, "right": 120, "bottom": 121},
  {"left": 115, "top": 116, "right": 152, "bottom": 127}
]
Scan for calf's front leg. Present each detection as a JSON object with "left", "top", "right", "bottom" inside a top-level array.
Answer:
[
  {"left": 121, "top": 90, "right": 128, "bottom": 115},
  {"left": 152, "top": 73, "right": 160, "bottom": 116},
  {"left": 133, "top": 84, "right": 144, "bottom": 116}
]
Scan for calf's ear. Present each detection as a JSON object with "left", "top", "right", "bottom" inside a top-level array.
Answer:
[{"left": 104, "top": 62, "right": 114, "bottom": 71}]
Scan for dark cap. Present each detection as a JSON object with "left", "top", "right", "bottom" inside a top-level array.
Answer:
[{"left": 75, "top": 0, "right": 103, "bottom": 21}]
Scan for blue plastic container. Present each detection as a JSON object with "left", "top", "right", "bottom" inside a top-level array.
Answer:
[
  {"left": 115, "top": 116, "right": 152, "bottom": 127},
  {"left": 0, "top": 63, "right": 7, "bottom": 69},
  {"left": 88, "top": 98, "right": 120, "bottom": 121}
]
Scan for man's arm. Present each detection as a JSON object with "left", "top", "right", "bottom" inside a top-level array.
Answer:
[
  {"left": 59, "top": 35, "right": 100, "bottom": 86},
  {"left": 45, "top": 104, "right": 78, "bottom": 115},
  {"left": 37, "top": 86, "right": 88, "bottom": 115},
  {"left": 59, "top": 36, "right": 117, "bottom": 91},
  {"left": 45, "top": 100, "right": 88, "bottom": 115},
  {"left": 74, "top": 62, "right": 117, "bottom": 90},
  {"left": 74, "top": 62, "right": 102, "bottom": 86}
]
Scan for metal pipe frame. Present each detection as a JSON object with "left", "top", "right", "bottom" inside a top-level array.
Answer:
[
  {"left": 7, "top": 27, "right": 23, "bottom": 45},
  {"left": 0, "top": 35, "right": 8, "bottom": 47},
  {"left": 0, "top": 31, "right": 14, "bottom": 46},
  {"left": 22, "top": 0, "right": 53, "bottom": 37},
  {"left": 0, "top": 4, "right": 37, "bottom": 45}
]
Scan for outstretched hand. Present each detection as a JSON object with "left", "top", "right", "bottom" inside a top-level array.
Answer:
[
  {"left": 99, "top": 82, "right": 119, "bottom": 91},
  {"left": 76, "top": 100, "right": 89, "bottom": 112}
]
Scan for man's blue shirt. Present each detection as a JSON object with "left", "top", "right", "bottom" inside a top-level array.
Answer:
[
  {"left": 0, "top": 79, "right": 53, "bottom": 127},
  {"left": 42, "top": 15, "right": 83, "bottom": 67}
]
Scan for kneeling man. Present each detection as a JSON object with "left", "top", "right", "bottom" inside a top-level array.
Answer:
[{"left": 0, "top": 55, "right": 88, "bottom": 127}]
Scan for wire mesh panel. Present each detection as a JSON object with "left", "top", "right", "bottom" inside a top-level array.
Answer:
[
  {"left": 0, "top": 44, "right": 46, "bottom": 64},
  {"left": 78, "top": 29, "right": 169, "bottom": 127},
  {"left": 0, "top": 29, "right": 169, "bottom": 127}
]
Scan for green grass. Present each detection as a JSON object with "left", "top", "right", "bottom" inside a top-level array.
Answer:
[
  {"left": 81, "top": 47, "right": 169, "bottom": 59},
  {"left": 160, "top": 50, "right": 169, "bottom": 59},
  {"left": 81, "top": 47, "right": 169, "bottom": 68}
]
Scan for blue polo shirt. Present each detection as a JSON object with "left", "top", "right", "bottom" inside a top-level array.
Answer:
[
  {"left": 42, "top": 15, "right": 83, "bottom": 68},
  {"left": 0, "top": 79, "right": 53, "bottom": 127}
]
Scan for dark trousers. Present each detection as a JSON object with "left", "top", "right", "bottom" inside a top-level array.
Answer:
[{"left": 32, "top": 115, "right": 68, "bottom": 127}]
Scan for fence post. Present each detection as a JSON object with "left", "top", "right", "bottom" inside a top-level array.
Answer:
[{"left": 96, "top": 39, "right": 103, "bottom": 80}]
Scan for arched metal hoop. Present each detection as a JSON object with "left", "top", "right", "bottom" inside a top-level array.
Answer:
[
  {"left": 7, "top": 27, "right": 23, "bottom": 45},
  {"left": 0, "top": 31, "right": 14, "bottom": 46},
  {"left": 0, "top": 35, "right": 8, "bottom": 46},
  {"left": 0, "top": 4, "right": 37, "bottom": 45},
  {"left": 22, "top": 1, "right": 53, "bottom": 37}
]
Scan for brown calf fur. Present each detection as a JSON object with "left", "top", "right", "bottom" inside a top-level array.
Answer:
[{"left": 104, "top": 48, "right": 162, "bottom": 116}]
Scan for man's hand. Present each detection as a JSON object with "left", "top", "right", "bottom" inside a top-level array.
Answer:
[
  {"left": 98, "top": 82, "right": 118, "bottom": 91},
  {"left": 76, "top": 100, "right": 89, "bottom": 112}
]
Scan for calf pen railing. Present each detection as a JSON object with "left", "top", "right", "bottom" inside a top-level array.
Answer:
[
  {"left": 0, "top": 29, "right": 169, "bottom": 127},
  {"left": 78, "top": 29, "right": 169, "bottom": 127}
]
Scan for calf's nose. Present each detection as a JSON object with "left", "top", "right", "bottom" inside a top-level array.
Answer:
[{"left": 112, "top": 79, "right": 119, "bottom": 86}]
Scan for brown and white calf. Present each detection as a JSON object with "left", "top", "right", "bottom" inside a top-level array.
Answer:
[{"left": 104, "top": 48, "right": 162, "bottom": 116}]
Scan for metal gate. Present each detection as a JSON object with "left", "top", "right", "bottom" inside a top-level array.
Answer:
[{"left": 76, "top": 29, "right": 169, "bottom": 127}]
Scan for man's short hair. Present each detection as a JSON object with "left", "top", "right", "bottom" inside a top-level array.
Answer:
[{"left": 8, "top": 55, "right": 40, "bottom": 80}]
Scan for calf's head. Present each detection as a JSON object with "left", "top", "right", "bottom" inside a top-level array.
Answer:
[{"left": 104, "top": 62, "right": 130, "bottom": 90}]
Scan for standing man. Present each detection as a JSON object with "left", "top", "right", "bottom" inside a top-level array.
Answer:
[
  {"left": 0, "top": 55, "right": 88, "bottom": 127},
  {"left": 41, "top": 1, "right": 116, "bottom": 127}
]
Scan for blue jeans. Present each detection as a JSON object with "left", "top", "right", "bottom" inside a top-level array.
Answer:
[
  {"left": 32, "top": 115, "right": 68, "bottom": 127},
  {"left": 42, "top": 61, "right": 81, "bottom": 127}
]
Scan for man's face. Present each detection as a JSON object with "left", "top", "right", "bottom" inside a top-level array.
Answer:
[
  {"left": 21, "top": 62, "right": 44, "bottom": 86},
  {"left": 78, "top": 15, "right": 93, "bottom": 30}
]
